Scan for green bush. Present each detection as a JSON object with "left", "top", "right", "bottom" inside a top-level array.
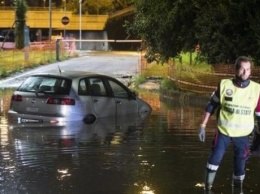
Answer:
[
  {"left": 160, "top": 77, "right": 178, "bottom": 90},
  {"left": 133, "top": 75, "right": 147, "bottom": 85},
  {"left": 0, "top": 69, "right": 8, "bottom": 78}
]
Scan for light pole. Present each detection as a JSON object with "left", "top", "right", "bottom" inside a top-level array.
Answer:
[
  {"left": 49, "top": 0, "right": 52, "bottom": 41},
  {"left": 79, "top": 0, "right": 82, "bottom": 50},
  {"left": 63, "top": 0, "right": 66, "bottom": 37}
]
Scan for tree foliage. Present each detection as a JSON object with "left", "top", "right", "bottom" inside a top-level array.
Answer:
[
  {"left": 66, "top": 0, "right": 133, "bottom": 15},
  {"left": 130, "top": 0, "right": 260, "bottom": 64},
  {"left": 195, "top": 0, "right": 260, "bottom": 64},
  {"left": 15, "top": 0, "right": 28, "bottom": 49},
  {"left": 128, "top": 0, "right": 198, "bottom": 63}
]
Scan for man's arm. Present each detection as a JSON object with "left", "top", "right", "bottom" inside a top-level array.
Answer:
[
  {"left": 202, "top": 83, "right": 221, "bottom": 124},
  {"left": 198, "top": 84, "right": 221, "bottom": 142},
  {"left": 255, "top": 93, "right": 260, "bottom": 125}
]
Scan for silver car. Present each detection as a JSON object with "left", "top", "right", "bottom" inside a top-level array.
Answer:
[{"left": 8, "top": 71, "right": 152, "bottom": 127}]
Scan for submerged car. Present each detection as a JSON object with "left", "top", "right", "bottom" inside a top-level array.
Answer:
[{"left": 8, "top": 71, "right": 152, "bottom": 127}]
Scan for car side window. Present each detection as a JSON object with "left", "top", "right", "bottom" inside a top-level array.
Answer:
[
  {"left": 89, "top": 78, "right": 107, "bottom": 96},
  {"left": 108, "top": 80, "right": 128, "bottom": 98},
  {"left": 78, "top": 79, "right": 90, "bottom": 95}
]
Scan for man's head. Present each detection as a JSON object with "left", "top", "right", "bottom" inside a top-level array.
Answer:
[{"left": 234, "top": 56, "right": 252, "bottom": 81}]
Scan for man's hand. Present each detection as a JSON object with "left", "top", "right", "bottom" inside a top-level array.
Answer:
[{"left": 198, "top": 124, "right": 206, "bottom": 142}]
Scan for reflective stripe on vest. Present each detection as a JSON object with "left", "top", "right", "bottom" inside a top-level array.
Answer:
[{"left": 218, "top": 79, "right": 260, "bottom": 137}]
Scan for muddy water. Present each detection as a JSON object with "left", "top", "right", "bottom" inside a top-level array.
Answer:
[{"left": 0, "top": 89, "right": 260, "bottom": 194}]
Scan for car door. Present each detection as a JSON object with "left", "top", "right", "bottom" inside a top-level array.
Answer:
[
  {"left": 107, "top": 78, "right": 138, "bottom": 116},
  {"left": 88, "top": 77, "right": 116, "bottom": 117}
]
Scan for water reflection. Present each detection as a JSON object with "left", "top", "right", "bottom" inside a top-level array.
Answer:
[{"left": 1, "top": 89, "right": 260, "bottom": 194}]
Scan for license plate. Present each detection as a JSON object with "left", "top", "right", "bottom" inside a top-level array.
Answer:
[{"left": 18, "top": 118, "right": 43, "bottom": 123}]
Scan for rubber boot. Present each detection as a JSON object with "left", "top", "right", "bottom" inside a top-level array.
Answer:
[
  {"left": 204, "top": 170, "right": 216, "bottom": 191},
  {"left": 204, "top": 189, "right": 215, "bottom": 194},
  {"left": 232, "top": 179, "right": 243, "bottom": 194}
]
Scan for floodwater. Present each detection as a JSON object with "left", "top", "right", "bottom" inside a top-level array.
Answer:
[{"left": 1, "top": 89, "right": 260, "bottom": 194}]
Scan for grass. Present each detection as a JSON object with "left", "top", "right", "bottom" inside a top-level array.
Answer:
[
  {"left": 138, "top": 52, "right": 213, "bottom": 91},
  {"left": 141, "top": 61, "right": 169, "bottom": 78},
  {"left": 141, "top": 52, "right": 212, "bottom": 77},
  {"left": 0, "top": 48, "right": 69, "bottom": 78}
]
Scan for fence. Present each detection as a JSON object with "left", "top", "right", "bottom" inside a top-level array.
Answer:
[
  {"left": 167, "top": 63, "right": 260, "bottom": 94},
  {"left": 0, "top": 41, "right": 68, "bottom": 77}
]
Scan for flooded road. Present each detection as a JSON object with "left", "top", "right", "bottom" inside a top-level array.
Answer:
[{"left": 1, "top": 89, "right": 260, "bottom": 194}]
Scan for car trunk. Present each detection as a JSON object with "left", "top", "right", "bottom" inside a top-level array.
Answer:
[{"left": 10, "top": 92, "right": 71, "bottom": 117}]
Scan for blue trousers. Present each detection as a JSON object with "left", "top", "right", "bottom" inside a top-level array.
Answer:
[{"left": 207, "top": 130, "right": 250, "bottom": 180}]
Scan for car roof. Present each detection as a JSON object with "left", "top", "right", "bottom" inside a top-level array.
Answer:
[{"left": 31, "top": 71, "right": 110, "bottom": 80}]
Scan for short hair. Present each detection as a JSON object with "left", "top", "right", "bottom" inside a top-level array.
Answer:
[{"left": 234, "top": 56, "right": 253, "bottom": 70}]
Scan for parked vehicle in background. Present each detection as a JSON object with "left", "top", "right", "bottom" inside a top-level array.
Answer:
[
  {"left": 8, "top": 71, "right": 152, "bottom": 128},
  {"left": 0, "top": 30, "right": 16, "bottom": 50}
]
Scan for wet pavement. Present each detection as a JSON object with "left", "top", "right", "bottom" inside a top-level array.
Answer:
[{"left": 1, "top": 89, "right": 260, "bottom": 194}]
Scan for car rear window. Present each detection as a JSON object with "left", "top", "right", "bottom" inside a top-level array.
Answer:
[{"left": 17, "top": 76, "right": 71, "bottom": 95}]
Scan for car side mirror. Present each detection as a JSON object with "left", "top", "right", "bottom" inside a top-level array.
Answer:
[{"left": 129, "top": 91, "right": 136, "bottom": 100}]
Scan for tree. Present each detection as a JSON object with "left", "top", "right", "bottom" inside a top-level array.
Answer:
[
  {"left": 130, "top": 0, "right": 260, "bottom": 64},
  {"left": 113, "top": 0, "right": 134, "bottom": 11},
  {"left": 128, "top": 0, "right": 198, "bottom": 63},
  {"left": 195, "top": 0, "right": 260, "bottom": 64},
  {"left": 66, "top": 0, "right": 133, "bottom": 15},
  {"left": 66, "top": 0, "right": 87, "bottom": 14},
  {"left": 15, "top": 0, "right": 28, "bottom": 49}
]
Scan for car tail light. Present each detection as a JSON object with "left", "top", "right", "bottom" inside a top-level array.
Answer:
[
  {"left": 11, "top": 94, "right": 23, "bottom": 102},
  {"left": 60, "top": 138, "right": 75, "bottom": 147},
  {"left": 46, "top": 98, "right": 75, "bottom": 105},
  {"left": 50, "top": 120, "right": 59, "bottom": 124}
]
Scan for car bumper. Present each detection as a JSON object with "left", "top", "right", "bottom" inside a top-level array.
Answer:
[{"left": 8, "top": 110, "right": 82, "bottom": 128}]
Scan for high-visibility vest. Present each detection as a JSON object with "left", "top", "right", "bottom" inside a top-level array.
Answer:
[{"left": 218, "top": 79, "right": 260, "bottom": 137}]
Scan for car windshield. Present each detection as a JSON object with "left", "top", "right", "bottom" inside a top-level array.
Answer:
[{"left": 17, "top": 76, "right": 71, "bottom": 95}]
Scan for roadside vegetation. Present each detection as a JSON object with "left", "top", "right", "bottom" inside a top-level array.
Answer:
[
  {"left": 0, "top": 49, "right": 69, "bottom": 78},
  {"left": 134, "top": 52, "right": 212, "bottom": 91},
  {"left": 15, "top": 0, "right": 28, "bottom": 49},
  {"left": 129, "top": 0, "right": 260, "bottom": 65},
  {"left": 66, "top": 0, "right": 133, "bottom": 15},
  {"left": 126, "top": 1, "right": 260, "bottom": 93}
]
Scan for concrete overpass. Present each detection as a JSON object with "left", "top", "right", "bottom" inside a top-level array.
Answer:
[
  {"left": 0, "top": 9, "right": 108, "bottom": 31},
  {"left": 0, "top": 6, "right": 135, "bottom": 31},
  {"left": 0, "top": 7, "right": 136, "bottom": 48}
]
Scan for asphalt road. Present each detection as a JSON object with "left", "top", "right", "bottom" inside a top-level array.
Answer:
[{"left": 0, "top": 51, "right": 141, "bottom": 88}]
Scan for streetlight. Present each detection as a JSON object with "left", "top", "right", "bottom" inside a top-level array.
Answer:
[
  {"left": 79, "top": 0, "right": 82, "bottom": 50},
  {"left": 63, "top": 0, "right": 67, "bottom": 37},
  {"left": 49, "top": 0, "right": 52, "bottom": 41}
]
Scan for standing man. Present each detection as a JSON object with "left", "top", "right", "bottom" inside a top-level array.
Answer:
[
  {"left": 198, "top": 56, "right": 260, "bottom": 192},
  {"left": 68, "top": 33, "right": 76, "bottom": 57}
]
